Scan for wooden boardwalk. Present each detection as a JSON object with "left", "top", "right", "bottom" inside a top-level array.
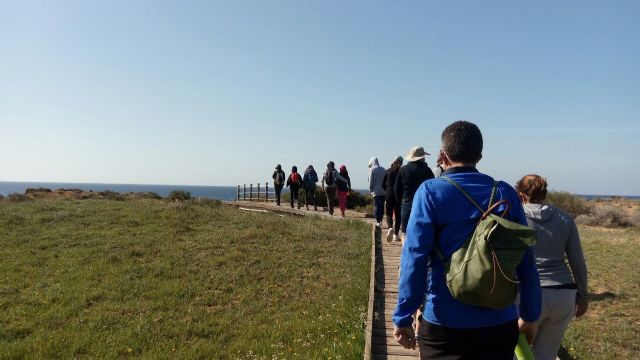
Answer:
[{"left": 228, "top": 201, "right": 419, "bottom": 360}]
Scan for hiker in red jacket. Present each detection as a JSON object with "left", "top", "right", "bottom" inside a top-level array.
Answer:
[{"left": 286, "top": 166, "right": 303, "bottom": 209}]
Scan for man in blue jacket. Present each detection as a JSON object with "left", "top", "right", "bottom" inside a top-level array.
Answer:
[{"left": 393, "top": 121, "right": 541, "bottom": 359}]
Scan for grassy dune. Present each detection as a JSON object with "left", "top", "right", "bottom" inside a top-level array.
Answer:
[{"left": 0, "top": 200, "right": 371, "bottom": 359}]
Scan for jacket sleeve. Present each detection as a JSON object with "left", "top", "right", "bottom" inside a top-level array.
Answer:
[
  {"left": 394, "top": 171, "right": 403, "bottom": 202},
  {"left": 393, "top": 184, "right": 433, "bottom": 327},
  {"left": 272, "top": 171, "right": 276, "bottom": 180},
  {"left": 286, "top": 175, "right": 291, "bottom": 187},
  {"left": 511, "top": 190, "right": 542, "bottom": 322},
  {"left": 368, "top": 168, "right": 374, "bottom": 192},
  {"left": 566, "top": 219, "right": 588, "bottom": 305},
  {"left": 335, "top": 171, "right": 348, "bottom": 183},
  {"left": 382, "top": 171, "right": 388, "bottom": 191}
]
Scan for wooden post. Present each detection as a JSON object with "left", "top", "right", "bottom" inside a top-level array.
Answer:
[
  {"left": 243, "top": 184, "right": 246, "bottom": 201},
  {"left": 249, "top": 184, "right": 253, "bottom": 201},
  {"left": 265, "top": 182, "right": 269, "bottom": 202},
  {"left": 236, "top": 185, "right": 240, "bottom": 201},
  {"left": 257, "top": 183, "right": 261, "bottom": 201}
]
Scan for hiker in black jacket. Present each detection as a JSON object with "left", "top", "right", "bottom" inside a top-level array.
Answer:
[
  {"left": 394, "top": 146, "right": 435, "bottom": 241},
  {"left": 286, "top": 166, "right": 303, "bottom": 209},
  {"left": 302, "top": 165, "right": 319, "bottom": 211},
  {"left": 382, "top": 156, "right": 403, "bottom": 242},
  {"left": 272, "top": 164, "right": 286, "bottom": 206}
]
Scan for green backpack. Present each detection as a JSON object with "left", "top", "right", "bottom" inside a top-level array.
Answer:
[{"left": 435, "top": 176, "right": 537, "bottom": 309}]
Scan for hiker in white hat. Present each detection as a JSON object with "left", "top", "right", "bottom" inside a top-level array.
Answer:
[{"left": 394, "top": 146, "right": 435, "bottom": 242}]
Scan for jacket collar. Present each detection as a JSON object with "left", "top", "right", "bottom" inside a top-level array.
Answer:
[{"left": 442, "top": 166, "right": 479, "bottom": 176}]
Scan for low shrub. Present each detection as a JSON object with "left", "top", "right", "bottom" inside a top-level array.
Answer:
[
  {"left": 547, "top": 191, "right": 590, "bottom": 218},
  {"left": 6, "top": 193, "right": 29, "bottom": 203},
  {"left": 0, "top": 194, "right": 4, "bottom": 201},
  {"left": 168, "top": 190, "right": 191, "bottom": 201},
  {"left": 575, "top": 205, "right": 634, "bottom": 228},
  {"left": 289, "top": 188, "right": 372, "bottom": 210},
  {"left": 130, "top": 192, "right": 162, "bottom": 200},
  {"left": 98, "top": 190, "right": 125, "bottom": 201}
]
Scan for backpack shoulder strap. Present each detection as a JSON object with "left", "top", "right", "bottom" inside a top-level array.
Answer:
[
  {"left": 433, "top": 177, "right": 499, "bottom": 261},
  {"left": 442, "top": 176, "right": 499, "bottom": 211}
]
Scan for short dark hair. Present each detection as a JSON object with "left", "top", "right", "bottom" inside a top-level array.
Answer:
[{"left": 441, "top": 121, "right": 483, "bottom": 163}]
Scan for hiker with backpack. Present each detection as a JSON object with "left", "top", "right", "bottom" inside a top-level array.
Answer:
[
  {"left": 368, "top": 157, "right": 386, "bottom": 227},
  {"left": 516, "top": 174, "right": 588, "bottom": 360},
  {"left": 302, "top": 165, "right": 319, "bottom": 211},
  {"left": 336, "top": 165, "right": 352, "bottom": 217},
  {"left": 272, "top": 164, "right": 286, "bottom": 206},
  {"left": 392, "top": 121, "right": 541, "bottom": 359},
  {"left": 286, "top": 166, "right": 303, "bottom": 209},
  {"left": 382, "top": 156, "right": 403, "bottom": 242},
  {"left": 394, "top": 146, "right": 435, "bottom": 242},
  {"left": 322, "top": 161, "right": 347, "bottom": 216}
]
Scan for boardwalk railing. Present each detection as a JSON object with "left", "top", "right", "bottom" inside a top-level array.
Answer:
[{"left": 236, "top": 182, "right": 276, "bottom": 202}]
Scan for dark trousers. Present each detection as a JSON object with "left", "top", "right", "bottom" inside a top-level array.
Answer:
[
  {"left": 304, "top": 187, "right": 316, "bottom": 210},
  {"left": 374, "top": 195, "right": 385, "bottom": 223},
  {"left": 385, "top": 195, "right": 401, "bottom": 235},
  {"left": 290, "top": 187, "right": 300, "bottom": 208},
  {"left": 274, "top": 185, "right": 284, "bottom": 205},
  {"left": 401, "top": 198, "right": 413, "bottom": 233},
  {"left": 325, "top": 187, "right": 337, "bottom": 215},
  {"left": 418, "top": 319, "right": 518, "bottom": 360}
]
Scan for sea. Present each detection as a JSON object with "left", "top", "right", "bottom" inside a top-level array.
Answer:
[{"left": 0, "top": 181, "right": 638, "bottom": 201}]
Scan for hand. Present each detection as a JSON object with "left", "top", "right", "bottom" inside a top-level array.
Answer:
[
  {"left": 393, "top": 326, "right": 416, "bottom": 350},
  {"left": 576, "top": 302, "right": 588, "bottom": 318},
  {"left": 518, "top": 318, "right": 538, "bottom": 345}
]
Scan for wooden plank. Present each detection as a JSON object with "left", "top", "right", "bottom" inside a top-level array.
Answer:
[
  {"left": 363, "top": 224, "right": 377, "bottom": 360},
  {"left": 373, "top": 355, "right": 418, "bottom": 360}
]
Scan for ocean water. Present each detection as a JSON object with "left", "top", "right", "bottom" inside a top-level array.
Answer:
[{"left": 0, "top": 182, "right": 240, "bottom": 201}]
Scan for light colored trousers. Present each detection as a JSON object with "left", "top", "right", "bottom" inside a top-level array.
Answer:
[{"left": 532, "top": 288, "right": 577, "bottom": 360}]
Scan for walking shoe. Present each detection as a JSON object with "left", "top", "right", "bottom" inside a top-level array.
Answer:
[
  {"left": 386, "top": 228, "right": 393, "bottom": 243},
  {"left": 393, "top": 234, "right": 400, "bottom": 242},
  {"left": 375, "top": 222, "right": 381, "bottom": 228}
]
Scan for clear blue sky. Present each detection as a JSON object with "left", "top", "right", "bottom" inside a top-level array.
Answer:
[{"left": 1, "top": 0, "right": 638, "bottom": 195}]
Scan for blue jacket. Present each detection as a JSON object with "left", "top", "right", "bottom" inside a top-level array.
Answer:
[{"left": 393, "top": 167, "right": 541, "bottom": 329}]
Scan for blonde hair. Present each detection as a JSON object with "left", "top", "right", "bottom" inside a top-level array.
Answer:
[{"left": 516, "top": 174, "right": 548, "bottom": 204}]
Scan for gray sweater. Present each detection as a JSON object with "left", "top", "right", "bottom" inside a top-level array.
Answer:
[{"left": 524, "top": 203, "right": 588, "bottom": 305}]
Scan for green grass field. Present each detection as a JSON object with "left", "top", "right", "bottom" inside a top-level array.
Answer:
[
  {"left": 0, "top": 199, "right": 371, "bottom": 359},
  {"left": 560, "top": 225, "right": 640, "bottom": 360}
]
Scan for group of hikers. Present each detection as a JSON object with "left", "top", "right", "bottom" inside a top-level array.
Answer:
[
  {"left": 274, "top": 120, "right": 588, "bottom": 360},
  {"left": 385, "top": 121, "right": 588, "bottom": 360},
  {"left": 271, "top": 162, "right": 352, "bottom": 216}
]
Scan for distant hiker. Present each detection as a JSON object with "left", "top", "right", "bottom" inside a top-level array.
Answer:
[
  {"left": 368, "top": 157, "right": 386, "bottom": 227},
  {"left": 434, "top": 154, "right": 445, "bottom": 178},
  {"left": 393, "top": 121, "right": 541, "bottom": 359},
  {"left": 322, "top": 161, "right": 347, "bottom": 216},
  {"left": 302, "top": 165, "right": 319, "bottom": 211},
  {"left": 394, "top": 146, "right": 435, "bottom": 241},
  {"left": 272, "top": 164, "right": 286, "bottom": 206},
  {"left": 382, "top": 156, "right": 403, "bottom": 242},
  {"left": 286, "top": 166, "right": 303, "bottom": 209},
  {"left": 516, "top": 174, "right": 588, "bottom": 360},
  {"left": 336, "top": 165, "right": 352, "bottom": 217}
]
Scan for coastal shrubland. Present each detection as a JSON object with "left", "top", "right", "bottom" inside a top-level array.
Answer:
[
  {"left": 0, "top": 199, "right": 370, "bottom": 359},
  {"left": 548, "top": 191, "right": 639, "bottom": 228}
]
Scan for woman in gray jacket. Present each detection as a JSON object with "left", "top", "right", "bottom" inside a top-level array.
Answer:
[{"left": 516, "top": 174, "right": 589, "bottom": 360}]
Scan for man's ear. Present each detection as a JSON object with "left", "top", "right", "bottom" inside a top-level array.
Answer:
[{"left": 477, "top": 154, "right": 483, "bottom": 163}]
